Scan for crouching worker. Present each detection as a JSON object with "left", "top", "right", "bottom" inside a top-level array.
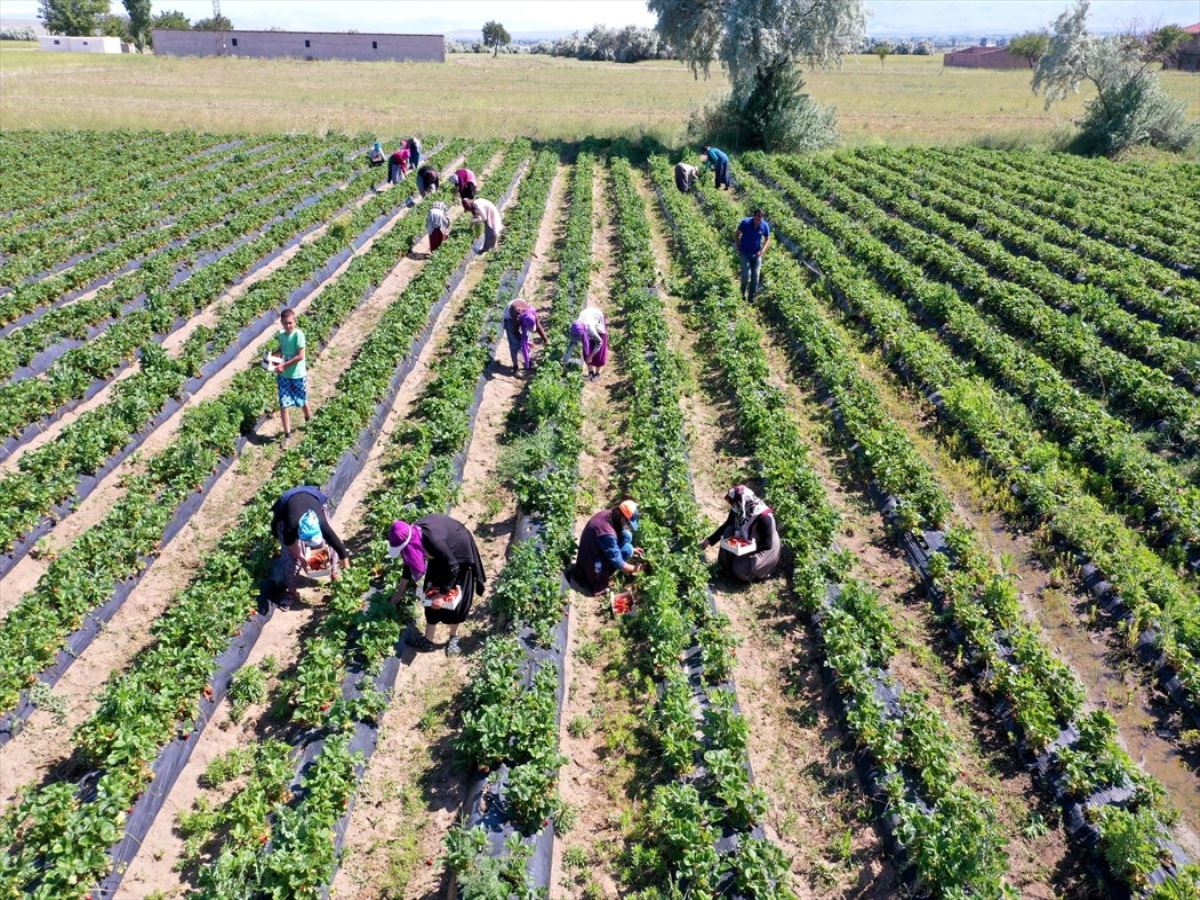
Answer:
[
  {"left": 367, "top": 141, "right": 386, "bottom": 167},
  {"left": 389, "top": 516, "right": 485, "bottom": 657},
  {"left": 704, "top": 485, "right": 780, "bottom": 583},
  {"left": 570, "top": 500, "right": 643, "bottom": 596},
  {"left": 270, "top": 485, "right": 349, "bottom": 605},
  {"left": 674, "top": 161, "right": 698, "bottom": 193}
]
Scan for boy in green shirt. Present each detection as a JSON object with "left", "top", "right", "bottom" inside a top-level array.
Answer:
[{"left": 274, "top": 308, "right": 311, "bottom": 439}]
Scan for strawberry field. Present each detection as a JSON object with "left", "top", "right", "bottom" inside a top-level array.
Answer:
[{"left": 0, "top": 131, "right": 1197, "bottom": 899}]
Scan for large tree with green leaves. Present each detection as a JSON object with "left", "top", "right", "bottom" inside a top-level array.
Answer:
[
  {"left": 193, "top": 13, "right": 233, "bottom": 31},
  {"left": 122, "top": 0, "right": 150, "bottom": 50},
  {"left": 649, "top": 0, "right": 866, "bottom": 151},
  {"left": 38, "top": 0, "right": 108, "bottom": 36},
  {"left": 150, "top": 9, "right": 190, "bottom": 30},
  {"left": 1008, "top": 30, "right": 1050, "bottom": 67},
  {"left": 482, "top": 20, "right": 510, "bottom": 56},
  {"left": 1033, "top": 0, "right": 1195, "bottom": 156},
  {"left": 1144, "top": 24, "right": 1188, "bottom": 68}
]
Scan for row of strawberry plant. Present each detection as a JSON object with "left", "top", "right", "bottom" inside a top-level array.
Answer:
[
  {"left": 749, "top": 153, "right": 1200, "bottom": 564},
  {"left": 190, "top": 145, "right": 549, "bottom": 899},
  {"left": 972, "top": 148, "right": 1199, "bottom": 256},
  {"left": 0, "top": 141, "right": 439, "bottom": 458},
  {"left": 693, "top": 172, "right": 1197, "bottom": 898},
  {"left": 824, "top": 153, "right": 1200, "bottom": 386},
  {"left": 447, "top": 151, "right": 596, "bottom": 893},
  {"left": 931, "top": 147, "right": 1196, "bottom": 272},
  {"left": 732, "top": 163, "right": 1200, "bottom": 731},
  {"left": 0, "top": 141, "right": 468, "bottom": 567},
  {"left": 653, "top": 155, "right": 1014, "bottom": 899},
  {"left": 775, "top": 154, "right": 1200, "bottom": 445},
  {"left": 0, "top": 135, "right": 288, "bottom": 277},
  {"left": 0, "top": 140, "right": 350, "bottom": 379},
  {"left": 0, "top": 131, "right": 231, "bottom": 226},
  {"left": 603, "top": 155, "right": 794, "bottom": 898},
  {"left": 0, "top": 141, "right": 520, "bottom": 900},
  {"left": 870, "top": 148, "right": 1200, "bottom": 324},
  {"left": 0, "top": 140, "right": 480, "bottom": 726}
]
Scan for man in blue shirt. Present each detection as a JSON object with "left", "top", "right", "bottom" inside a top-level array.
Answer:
[
  {"left": 701, "top": 145, "right": 731, "bottom": 189},
  {"left": 735, "top": 209, "right": 771, "bottom": 301}
]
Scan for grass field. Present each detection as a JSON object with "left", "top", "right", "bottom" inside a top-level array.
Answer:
[{"left": 2, "top": 42, "right": 1197, "bottom": 146}]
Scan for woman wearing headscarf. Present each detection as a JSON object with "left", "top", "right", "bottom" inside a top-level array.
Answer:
[
  {"left": 416, "top": 164, "right": 440, "bottom": 198},
  {"left": 388, "top": 515, "right": 485, "bottom": 656},
  {"left": 570, "top": 500, "right": 643, "bottom": 596},
  {"left": 502, "top": 298, "right": 548, "bottom": 374},
  {"left": 448, "top": 167, "right": 478, "bottom": 200},
  {"left": 565, "top": 306, "right": 608, "bottom": 380},
  {"left": 406, "top": 136, "right": 422, "bottom": 172},
  {"left": 270, "top": 485, "right": 349, "bottom": 603},
  {"left": 704, "top": 486, "right": 781, "bottom": 583},
  {"left": 388, "top": 144, "right": 410, "bottom": 185},
  {"left": 367, "top": 141, "right": 386, "bottom": 168}
]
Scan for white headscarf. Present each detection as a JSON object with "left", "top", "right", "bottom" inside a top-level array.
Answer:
[{"left": 727, "top": 485, "right": 771, "bottom": 540}]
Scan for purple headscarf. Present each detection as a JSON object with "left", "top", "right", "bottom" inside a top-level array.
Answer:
[
  {"left": 387, "top": 520, "right": 427, "bottom": 579},
  {"left": 518, "top": 309, "right": 537, "bottom": 368}
]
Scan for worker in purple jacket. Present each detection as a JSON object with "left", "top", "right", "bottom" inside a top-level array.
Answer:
[{"left": 570, "top": 500, "right": 644, "bottom": 596}]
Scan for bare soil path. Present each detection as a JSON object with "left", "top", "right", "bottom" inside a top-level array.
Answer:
[
  {"left": 330, "top": 163, "right": 567, "bottom": 900},
  {"left": 0, "top": 167, "right": 489, "bottom": 806}
]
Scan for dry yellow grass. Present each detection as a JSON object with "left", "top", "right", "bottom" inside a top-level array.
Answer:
[{"left": 1, "top": 44, "right": 1196, "bottom": 146}]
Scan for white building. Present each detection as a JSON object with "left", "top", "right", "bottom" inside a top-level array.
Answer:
[{"left": 38, "top": 35, "right": 126, "bottom": 54}]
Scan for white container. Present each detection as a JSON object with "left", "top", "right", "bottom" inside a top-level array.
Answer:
[
  {"left": 263, "top": 352, "right": 284, "bottom": 371},
  {"left": 720, "top": 537, "right": 757, "bottom": 557}
]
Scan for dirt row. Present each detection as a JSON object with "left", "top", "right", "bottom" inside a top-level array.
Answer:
[
  {"left": 0, "top": 152, "right": 485, "bottom": 805},
  {"left": 116, "top": 161, "right": 569, "bottom": 898},
  {"left": 0, "top": 153, "right": 470, "bottom": 615}
]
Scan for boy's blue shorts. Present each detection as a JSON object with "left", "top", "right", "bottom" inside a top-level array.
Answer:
[{"left": 278, "top": 375, "right": 308, "bottom": 408}]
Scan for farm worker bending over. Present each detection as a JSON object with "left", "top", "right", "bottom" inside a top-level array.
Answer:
[
  {"left": 389, "top": 516, "right": 486, "bottom": 657},
  {"left": 270, "top": 485, "right": 349, "bottom": 604},
  {"left": 571, "top": 500, "right": 644, "bottom": 596},
  {"left": 367, "top": 141, "right": 386, "bottom": 167},
  {"left": 449, "top": 167, "right": 478, "bottom": 200},
  {"left": 388, "top": 144, "right": 410, "bottom": 185},
  {"left": 407, "top": 136, "right": 422, "bottom": 171},
  {"left": 416, "top": 164, "right": 440, "bottom": 198},
  {"left": 566, "top": 306, "right": 608, "bottom": 380},
  {"left": 425, "top": 200, "right": 451, "bottom": 254},
  {"left": 274, "top": 308, "right": 311, "bottom": 440},
  {"left": 704, "top": 485, "right": 780, "bottom": 583},
  {"left": 503, "top": 298, "right": 548, "bottom": 374},
  {"left": 462, "top": 197, "right": 502, "bottom": 254},
  {"left": 674, "top": 161, "right": 698, "bottom": 193},
  {"left": 735, "top": 208, "right": 771, "bottom": 301},
  {"left": 701, "top": 145, "right": 732, "bottom": 190}
]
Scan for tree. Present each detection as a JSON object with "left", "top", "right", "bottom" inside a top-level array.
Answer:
[
  {"left": 873, "top": 42, "right": 891, "bottom": 67},
  {"left": 38, "top": 0, "right": 107, "bottom": 36},
  {"left": 1033, "top": 0, "right": 1195, "bottom": 156},
  {"left": 150, "top": 9, "right": 190, "bottom": 30},
  {"left": 650, "top": 0, "right": 866, "bottom": 151},
  {"left": 482, "top": 20, "right": 510, "bottom": 57},
  {"left": 122, "top": 0, "right": 151, "bottom": 51},
  {"left": 1145, "top": 24, "right": 1188, "bottom": 69},
  {"left": 1008, "top": 30, "right": 1050, "bottom": 68},
  {"left": 97, "top": 12, "right": 131, "bottom": 41},
  {"left": 193, "top": 14, "right": 233, "bottom": 31}
]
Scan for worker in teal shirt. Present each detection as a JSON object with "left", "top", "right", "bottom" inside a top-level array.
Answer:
[
  {"left": 701, "top": 145, "right": 732, "bottom": 190},
  {"left": 274, "top": 307, "right": 311, "bottom": 440}
]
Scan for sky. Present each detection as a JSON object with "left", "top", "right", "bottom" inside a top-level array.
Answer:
[{"left": 3, "top": 0, "right": 1198, "bottom": 39}]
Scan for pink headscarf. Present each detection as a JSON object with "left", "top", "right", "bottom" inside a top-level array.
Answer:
[{"left": 387, "top": 520, "right": 427, "bottom": 579}]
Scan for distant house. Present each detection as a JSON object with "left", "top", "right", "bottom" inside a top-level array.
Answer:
[
  {"left": 151, "top": 29, "right": 445, "bottom": 63},
  {"left": 38, "top": 35, "right": 126, "bottom": 54},
  {"left": 1168, "top": 23, "right": 1200, "bottom": 72},
  {"left": 943, "top": 45, "right": 1028, "bottom": 69}
]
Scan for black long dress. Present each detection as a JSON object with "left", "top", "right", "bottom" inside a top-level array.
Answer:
[{"left": 410, "top": 514, "right": 485, "bottom": 625}]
